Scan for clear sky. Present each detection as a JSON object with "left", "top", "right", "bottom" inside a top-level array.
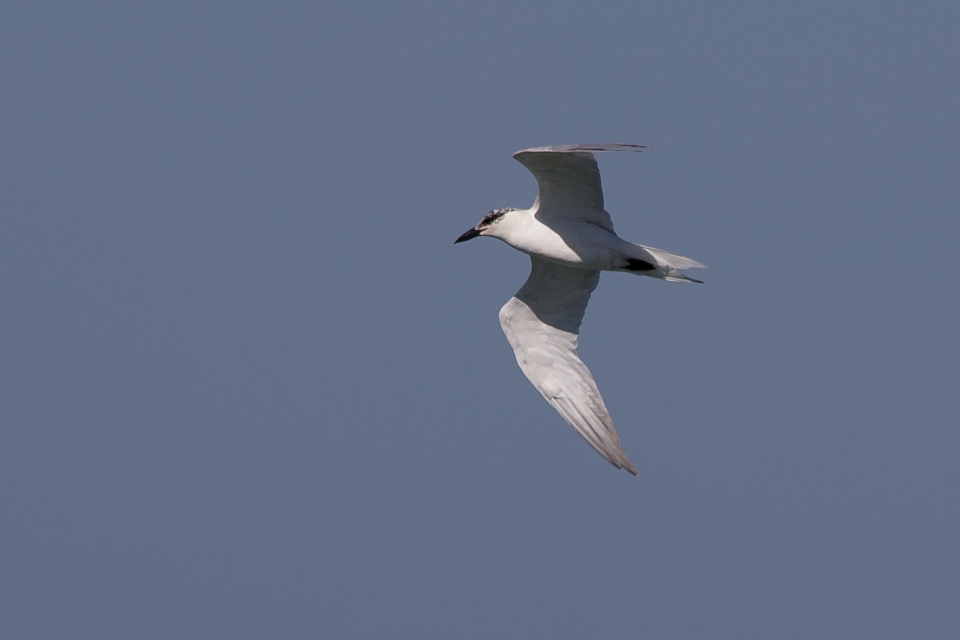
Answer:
[{"left": 3, "top": 1, "right": 959, "bottom": 638}]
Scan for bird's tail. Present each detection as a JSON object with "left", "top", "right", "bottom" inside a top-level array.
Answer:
[{"left": 635, "top": 244, "right": 707, "bottom": 283}]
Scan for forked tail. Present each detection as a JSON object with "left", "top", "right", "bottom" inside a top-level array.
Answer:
[{"left": 634, "top": 244, "right": 707, "bottom": 283}]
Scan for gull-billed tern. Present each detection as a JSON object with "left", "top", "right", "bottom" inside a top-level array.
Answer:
[{"left": 455, "top": 143, "right": 705, "bottom": 475}]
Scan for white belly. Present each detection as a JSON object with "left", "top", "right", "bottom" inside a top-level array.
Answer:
[{"left": 502, "top": 218, "right": 627, "bottom": 270}]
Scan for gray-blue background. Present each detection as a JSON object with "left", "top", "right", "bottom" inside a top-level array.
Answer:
[{"left": 3, "top": 2, "right": 958, "bottom": 638}]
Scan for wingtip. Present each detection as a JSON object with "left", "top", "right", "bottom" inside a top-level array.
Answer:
[
  {"left": 609, "top": 452, "right": 638, "bottom": 476},
  {"left": 514, "top": 143, "right": 651, "bottom": 156}
]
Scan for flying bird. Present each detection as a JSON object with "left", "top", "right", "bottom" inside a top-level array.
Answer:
[{"left": 455, "top": 144, "right": 705, "bottom": 474}]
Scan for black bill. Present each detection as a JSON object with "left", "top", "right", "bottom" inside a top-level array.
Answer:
[{"left": 454, "top": 227, "right": 481, "bottom": 244}]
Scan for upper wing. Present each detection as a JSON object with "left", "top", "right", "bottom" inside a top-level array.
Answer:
[
  {"left": 498, "top": 257, "right": 637, "bottom": 474},
  {"left": 512, "top": 144, "right": 647, "bottom": 232}
]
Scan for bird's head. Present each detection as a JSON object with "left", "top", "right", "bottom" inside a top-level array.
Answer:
[{"left": 454, "top": 208, "right": 518, "bottom": 244}]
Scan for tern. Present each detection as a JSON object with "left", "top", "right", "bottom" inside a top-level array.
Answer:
[{"left": 455, "top": 144, "right": 705, "bottom": 475}]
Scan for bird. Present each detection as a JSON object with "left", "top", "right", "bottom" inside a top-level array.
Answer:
[{"left": 454, "top": 143, "right": 705, "bottom": 475}]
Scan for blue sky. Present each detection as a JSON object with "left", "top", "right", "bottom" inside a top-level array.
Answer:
[{"left": 2, "top": 2, "right": 959, "bottom": 638}]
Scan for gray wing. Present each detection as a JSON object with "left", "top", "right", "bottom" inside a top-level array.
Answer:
[
  {"left": 512, "top": 144, "right": 647, "bottom": 232},
  {"left": 498, "top": 257, "right": 637, "bottom": 474}
]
